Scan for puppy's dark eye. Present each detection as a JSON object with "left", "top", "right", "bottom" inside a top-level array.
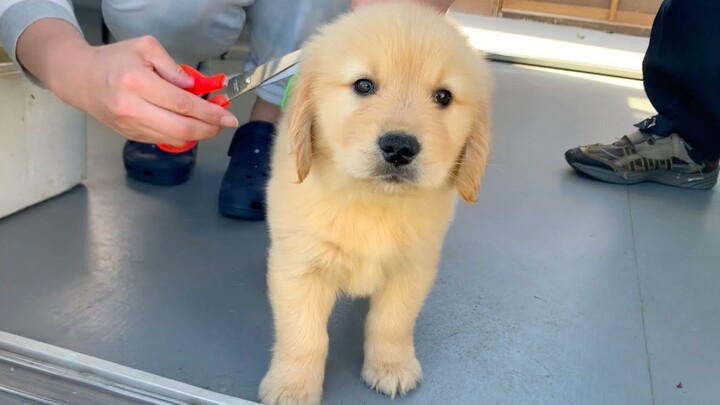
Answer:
[
  {"left": 353, "top": 79, "right": 375, "bottom": 95},
  {"left": 434, "top": 89, "right": 452, "bottom": 106}
]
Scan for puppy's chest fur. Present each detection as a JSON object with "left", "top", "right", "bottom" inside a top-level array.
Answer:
[{"left": 308, "top": 195, "right": 451, "bottom": 297}]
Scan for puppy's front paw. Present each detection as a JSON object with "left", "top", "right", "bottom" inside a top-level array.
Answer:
[
  {"left": 362, "top": 356, "right": 422, "bottom": 398},
  {"left": 259, "top": 364, "right": 322, "bottom": 405}
]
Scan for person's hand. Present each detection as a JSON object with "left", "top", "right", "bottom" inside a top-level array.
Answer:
[
  {"left": 351, "top": 0, "right": 454, "bottom": 12},
  {"left": 63, "top": 36, "right": 240, "bottom": 146},
  {"left": 17, "top": 20, "right": 239, "bottom": 146}
]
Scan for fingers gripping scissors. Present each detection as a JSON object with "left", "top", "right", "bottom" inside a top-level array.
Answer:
[{"left": 157, "top": 50, "right": 302, "bottom": 153}]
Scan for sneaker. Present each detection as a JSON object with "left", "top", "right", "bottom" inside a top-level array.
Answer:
[
  {"left": 565, "top": 129, "right": 718, "bottom": 190},
  {"left": 218, "top": 121, "right": 275, "bottom": 220}
]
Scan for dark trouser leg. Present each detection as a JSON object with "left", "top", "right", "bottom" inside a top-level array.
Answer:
[{"left": 640, "top": 0, "right": 720, "bottom": 162}]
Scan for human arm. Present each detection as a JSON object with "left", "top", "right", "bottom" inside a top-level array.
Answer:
[{"left": 2, "top": 1, "right": 238, "bottom": 146}]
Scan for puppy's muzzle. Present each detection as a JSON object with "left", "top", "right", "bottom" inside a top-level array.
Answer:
[{"left": 378, "top": 132, "right": 421, "bottom": 167}]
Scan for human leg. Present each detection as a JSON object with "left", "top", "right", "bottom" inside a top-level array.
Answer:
[
  {"left": 218, "top": 0, "right": 351, "bottom": 219},
  {"left": 564, "top": 0, "right": 720, "bottom": 189}
]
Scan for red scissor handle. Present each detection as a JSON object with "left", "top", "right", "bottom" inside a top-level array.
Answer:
[{"left": 157, "top": 64, "right": 232, "bottom": 153}]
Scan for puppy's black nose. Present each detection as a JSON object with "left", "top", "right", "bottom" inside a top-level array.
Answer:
[{"left": 378, "top": 132, "right": 421, "bottom": 167}]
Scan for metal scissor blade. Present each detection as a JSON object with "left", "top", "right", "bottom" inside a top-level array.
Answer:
[
  {"left": 259, "top": 63, "right": 300, "bottom": 87},
  {"left": 225, "top": 50, "right": 303, "bottom": 100}
]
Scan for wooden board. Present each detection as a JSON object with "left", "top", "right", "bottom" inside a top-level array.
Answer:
[
  {"left": 451, "top": 0, "right": 502, "bottom": 16},
  {"left": 446, "top": 0, "right": 660, "bottom": 36},
  {"left": 498, "top": 0, "right": 659, "bottom": 35}
]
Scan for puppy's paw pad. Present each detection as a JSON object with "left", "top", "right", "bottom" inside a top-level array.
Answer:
[
  {"left": 259, "top": 373, "right": 322, "bottom": 405},
  {"left": 362, "top": 357, "right": 422, "bottom": 398}
]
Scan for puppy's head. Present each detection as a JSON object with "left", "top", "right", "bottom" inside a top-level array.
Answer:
[{"left": 284, "top": 2, "right": 492, "bottom": 203}]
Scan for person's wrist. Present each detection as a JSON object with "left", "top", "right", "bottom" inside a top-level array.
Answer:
[
  {"left": 17, "top": 19, "right": 94, "bottom": 107},
  {"left": 46, "top": 39, "right": 96, "bottom": 109}
]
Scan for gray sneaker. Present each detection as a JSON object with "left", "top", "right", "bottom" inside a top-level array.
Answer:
[{"left": 565, "top": 130, "right": 719, "bottom": 190}]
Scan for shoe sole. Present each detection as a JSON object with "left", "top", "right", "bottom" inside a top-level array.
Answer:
[
  {"left": 218, "top": 204, "right": 266, "bottom": 221},
  {"left": 570, "top": 162, "right": 718, "bottom": 190},
  {"left": 218, "top": 196, "right": 266, "bottom": 220},
  {"left": 125, "top": 163, "right": 193, "bottom": 186}
]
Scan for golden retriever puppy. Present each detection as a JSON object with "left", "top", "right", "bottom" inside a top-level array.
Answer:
[{"left": 260, "top": 2, "right": 492, "bottom": 404}]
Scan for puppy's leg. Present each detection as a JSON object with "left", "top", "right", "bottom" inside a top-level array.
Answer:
[
  {"left": 362, "top": 263, "right": 437, "bottom": 398},
  {"left": 259, "top": 267, "right": 336, "bottom": 405}
]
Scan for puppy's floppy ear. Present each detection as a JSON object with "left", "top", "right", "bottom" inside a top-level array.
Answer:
[
  {"left": 456, "top": 101, "right": 491, "bottom": 203},
  {"left": 285, "top": 70, "right": 315, "bottom": 183}
]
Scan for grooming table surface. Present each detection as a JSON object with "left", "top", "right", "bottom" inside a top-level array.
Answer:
[{"left": 1, "top": 8, "right": 719, "bottom": 405}]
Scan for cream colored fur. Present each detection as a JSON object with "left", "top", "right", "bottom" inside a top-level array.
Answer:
[{"left": 259, "top": 2, "right": 492, "bottom": 404}]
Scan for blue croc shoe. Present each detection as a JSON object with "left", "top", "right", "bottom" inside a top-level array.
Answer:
[
  {"left": 123, "top": 141, "right": 197, "bottom": 186},
  {"left": 218, "top": 121, "right": 275, "bottom": 220}
]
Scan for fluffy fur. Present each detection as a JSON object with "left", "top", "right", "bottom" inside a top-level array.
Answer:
[{"left": 259, "top": 3, "right": 492, "bottom": 404}]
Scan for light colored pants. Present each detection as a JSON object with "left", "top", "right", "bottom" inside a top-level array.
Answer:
[{"left": 101, "top": 0, "right": 350, "bottom": 105}]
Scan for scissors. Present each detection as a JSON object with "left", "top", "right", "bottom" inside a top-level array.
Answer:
[{"left": 157, "top": 50, "right": 302, "bottom": 153}]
